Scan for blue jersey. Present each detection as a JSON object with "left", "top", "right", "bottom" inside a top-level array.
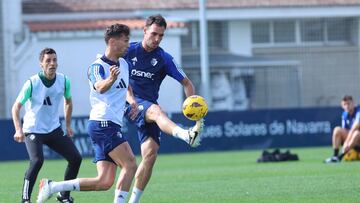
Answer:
[
  {"left": 341, "top": 106, "right": 360, "bottom": 129},
  {"left": 124, "top": 42, "right": 187, "bottom": 103}
]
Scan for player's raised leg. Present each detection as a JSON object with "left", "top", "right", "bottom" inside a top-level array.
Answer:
[{"left": 145, "top": 104, "right": 204, "bottom": 147}]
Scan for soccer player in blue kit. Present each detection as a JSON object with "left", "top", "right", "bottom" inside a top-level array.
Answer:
[
  {"left": 124, "top": 14, "right": 204, "bottom": 203},
  {"left": 324, "top": 95, "right": 360, "bottom": 163},
  {"left": 37, "top": 24, "right": 138, "bottom": 203}
]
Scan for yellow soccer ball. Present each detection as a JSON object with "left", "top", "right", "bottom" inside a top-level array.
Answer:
[
  {"left": 182, "top": 95, "right": 208, "bottom": 121},
  {"left": 344, "top": 148, "right": 359, "bottom": 161}
]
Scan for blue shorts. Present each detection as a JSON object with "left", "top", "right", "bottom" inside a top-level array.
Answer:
[
  {"left": 125, "top": 97, "right": 161, "bottom": 146},
  {"left": 87, "top": 120, "right": 127, "bottom": 163}
]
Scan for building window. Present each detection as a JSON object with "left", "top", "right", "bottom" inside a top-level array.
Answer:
[
  {"left": 251, "top": 22, "right": 270, "bottom": 43},
  {"left": 274, "top": 21, "right": 295, "bottom": 43},
  {"left": 209, "top": 21, "right": 228, "bottom": 49},
  {"left": 182, "top": 22, "right": 198, "bottom": 50},
  {"left": 251, "top": 17, "right": 353, "bottom": 46},
  {"left": 182, "top": 21, "right": 228, "bottom": 52},
  {"left": 300, "top": 19, "right": 324, "bottom": 42},
  {"left": 327, "top": 18, "right": 351, "bottom": 41}
]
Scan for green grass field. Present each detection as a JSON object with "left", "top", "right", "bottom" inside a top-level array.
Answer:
[{"left": 0, "top": 147, "right": 359, "bottom": 203}]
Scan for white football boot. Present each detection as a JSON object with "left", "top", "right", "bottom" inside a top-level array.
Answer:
[
  {"left": 324, "top": 156, "right": 340, "bottom": 163},
  {"left": 37, "top": 179, "right": 53, "bottom": 203},
  {"left": 188, "top": 119, "right": 204, "bottom": 147}
]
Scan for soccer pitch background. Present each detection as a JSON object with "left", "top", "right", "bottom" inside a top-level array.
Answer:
[{"left": 1, "top": 147, "right": 358, "bottom": 203}]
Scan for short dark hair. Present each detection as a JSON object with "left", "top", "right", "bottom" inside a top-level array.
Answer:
[
  {"left": 104, "top": 23, "right": 130, "bottom": 44},
  {"left": 342, "top": 95, "right": 353, "bottom": 102},
  {"left": 39, "top": 48, "right": 56, "bottom": 61},
  {"left": 145, "top": 14, "right": 167, "bottom": 29}
]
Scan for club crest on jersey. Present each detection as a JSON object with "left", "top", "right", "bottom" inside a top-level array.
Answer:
[
  {"left": 131, "top": 57, "right": 137, "bottom": 66},
  {"left": 151, "top": 58, "right": 158, "bottom": 66}
]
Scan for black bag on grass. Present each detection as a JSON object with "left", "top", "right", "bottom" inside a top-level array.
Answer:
[{"left": 257, "top": 148, "right": 299, "bottom": 163}]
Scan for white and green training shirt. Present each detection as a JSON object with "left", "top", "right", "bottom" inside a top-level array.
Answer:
[{"left": 16, "top": 71, "right": 71, "bottom": 134}]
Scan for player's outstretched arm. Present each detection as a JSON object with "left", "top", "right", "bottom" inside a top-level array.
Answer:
[{"left": 181, "top": 77, "right": 195, "bottom": 98}]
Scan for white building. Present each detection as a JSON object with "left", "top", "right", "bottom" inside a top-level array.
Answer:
[{"left": 1, "top": 0, "right": 360, "bottom": 118}]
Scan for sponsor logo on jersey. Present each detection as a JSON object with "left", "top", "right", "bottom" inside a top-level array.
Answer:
[
  {"left": 131, "top": 69, "right": 155, "bottom": 80},
  {"left": 115, "top": 78, "right": 127, "bottom": 89},
  {"left": 43, "top": 96, "right": 52, "bottom": 106}
]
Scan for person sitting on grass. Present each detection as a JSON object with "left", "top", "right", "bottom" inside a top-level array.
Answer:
[{"left": 324, "top": 95, "right": 360, "bottom": 163}]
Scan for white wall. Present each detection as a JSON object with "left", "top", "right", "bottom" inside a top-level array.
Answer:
[
  {"left": 3, "top": 0, "right": 22, "bottom": 117},
  {"left": 10, "top": 29, "right": 185, "bottom": 117},
  {"left": 156, "top": 32, "right": 184, "bottom": 113},
  {"left": 228, "top": 20, "right": 252, "bottom": 56}
]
